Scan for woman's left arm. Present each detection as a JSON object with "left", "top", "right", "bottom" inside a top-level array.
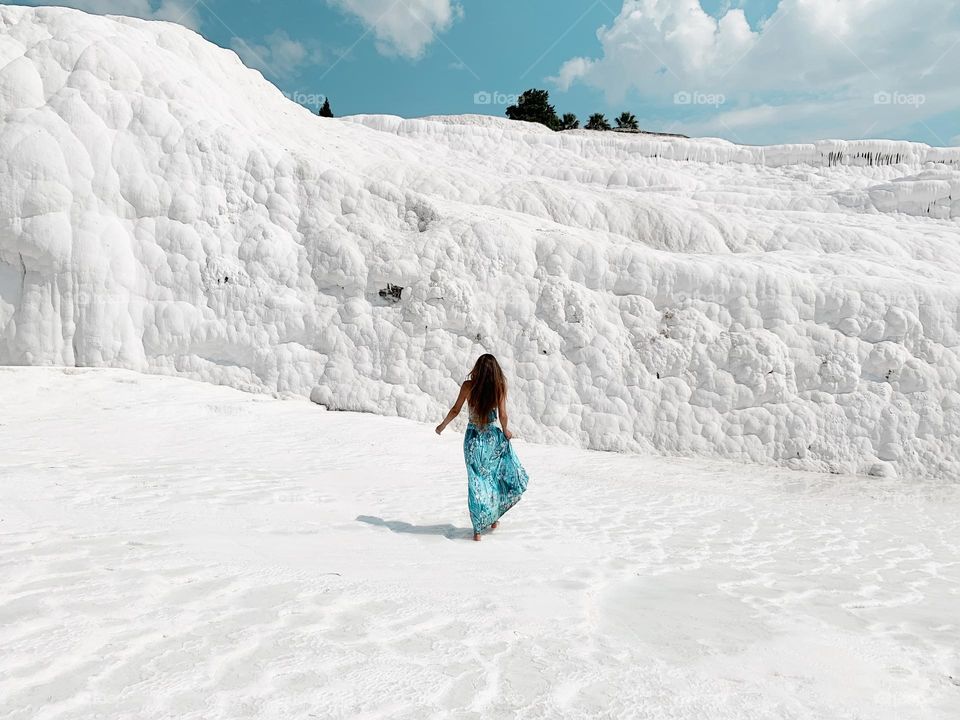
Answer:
[{"left": 436, "top": 382, "right": 470, "bottom": 435}]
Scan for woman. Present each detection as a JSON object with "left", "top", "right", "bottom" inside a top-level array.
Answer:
[{"left": 435, "top": 354, "right": 529, "bottom": 541}]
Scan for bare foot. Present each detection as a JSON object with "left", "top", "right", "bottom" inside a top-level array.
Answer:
[
  {"left": 490, "top": 521, "right": 499, "bottom": 531},
  {"left": 473, "top": 532, "right": 481, "bottom": 541}
]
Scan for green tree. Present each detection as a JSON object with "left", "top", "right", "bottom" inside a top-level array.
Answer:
[
  {"left": 615, "top": 111, "right": 639, "bottom": 130},
  {"left": 505, "top": 89, "right": 560, "bottom": 130},
  {"left": 558, "top": 113, "right": 580, "bottom": 130},
  {"left": 319, "top": 98, "right": 334, "bottom": 118},
  {"left": 585, "top": 113, "right": 611, "bottom": 131}
]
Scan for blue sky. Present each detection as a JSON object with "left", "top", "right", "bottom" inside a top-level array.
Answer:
[{"left": 11, "top": 0, "right": 960, "bottom": 145}]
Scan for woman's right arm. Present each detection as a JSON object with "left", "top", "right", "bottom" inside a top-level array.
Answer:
[{"left": 498, "top": 394, "right": 512, "bottom": 440}]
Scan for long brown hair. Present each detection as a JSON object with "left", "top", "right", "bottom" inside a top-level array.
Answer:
[{"left": 467, "top": 354, "right": 506, "bottom": 428}]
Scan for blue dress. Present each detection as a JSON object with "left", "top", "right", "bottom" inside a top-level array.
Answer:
[{"left": 464, "top": 408, "right": 529, "bottom": 534}]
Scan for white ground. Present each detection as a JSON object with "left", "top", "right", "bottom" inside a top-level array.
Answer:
[{"left": 2, "top": 367, "right": 958, "bottom": 719}]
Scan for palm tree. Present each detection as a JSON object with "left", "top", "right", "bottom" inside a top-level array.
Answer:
[
  {"left": 615, "top": 112, "right": 639, "bottom": 130},
  {"left": 585, "top": 113, "right": 611, "bottom": 131},
  {"left": 558, "top": 113, "right": 580, "bottom": 130}
]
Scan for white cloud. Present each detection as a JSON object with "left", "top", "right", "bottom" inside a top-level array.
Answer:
[
  {"left": 19, "top": 0, "right": 202, "bottom": 30},
  {"left": 552, "top": 56, "right": 595, "bottom": 93},
  {"left": 231, "top": 30, "right": 325, "bottom": 80},
  {"left": 327, "top": 0, "right": 461, "bottom": 59},
  {"left": 553, "top": 0, "right": 960, "bottom": 143},
  {"left": 684, "top": 87, "right": 960, "bottom": 146}
]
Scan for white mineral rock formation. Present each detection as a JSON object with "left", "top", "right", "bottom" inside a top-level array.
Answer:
[{"left": 1, "top": 6, "right": 959, "bottom": 480}]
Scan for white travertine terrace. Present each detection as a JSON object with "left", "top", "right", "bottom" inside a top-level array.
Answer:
[{"left": 1, "top": 6, "right": 959, "bottom": 480}]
